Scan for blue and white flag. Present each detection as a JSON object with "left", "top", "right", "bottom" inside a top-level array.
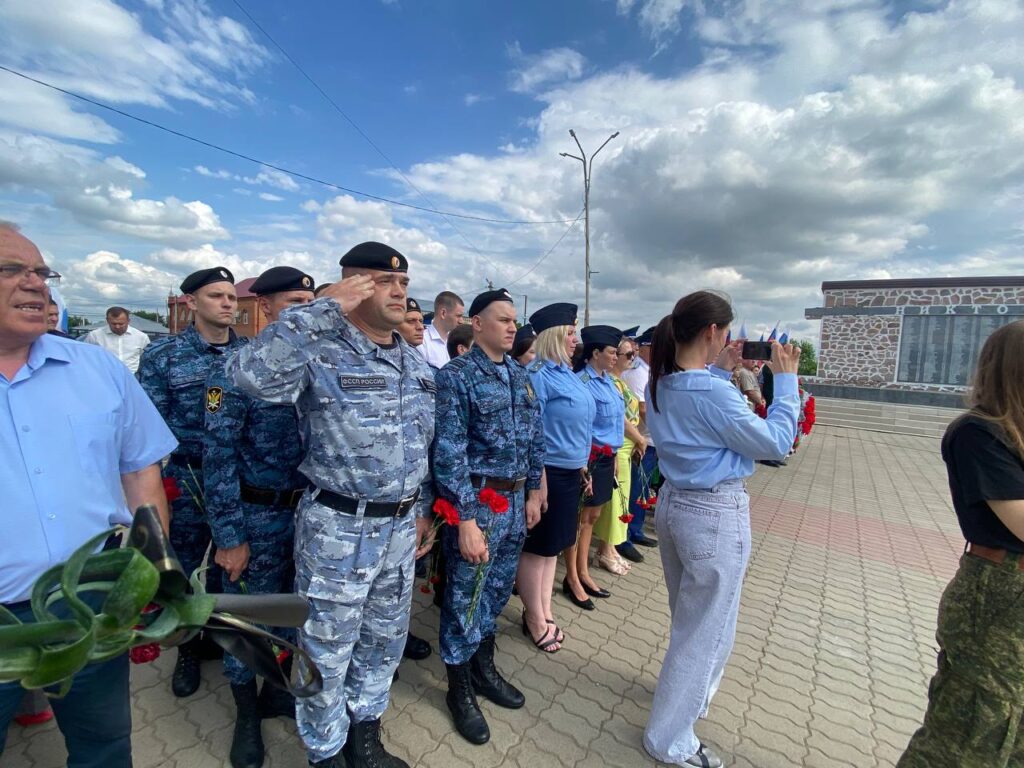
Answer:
[
  {"left": 48, "top": 284, "right": 69, "bottom": 333},
  {"left": 738, "top": 321, "right": 748, "bottom": 340}
]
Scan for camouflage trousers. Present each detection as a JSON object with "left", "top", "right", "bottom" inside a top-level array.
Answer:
[
  {"left": 166, "top": 461, "right": 223, "bottom": 592},
  {"left": 293, "top": 497, "right": 416, "bottom": 762},
  {"left": 440, "top": 491, "right": 526, "bottom": 665},
  {"left": 220, "top": 501, "right": 296, "bottom": 685},
  {"left": 898, "top": 552, "right": 1024, "bottom": 768}
]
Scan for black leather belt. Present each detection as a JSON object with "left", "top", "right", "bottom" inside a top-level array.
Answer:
[
  {"left": 240, "top": 484, "right": 305, "bottom": 509},
  {"left": 169, "top": 454, "right": 202, "bottom": 469},
  {"left": 309, "top": 486, "right": 419, "bottom": 518},
  {"left": 470, "top": 475, "right": 527, "bottom": 492}
]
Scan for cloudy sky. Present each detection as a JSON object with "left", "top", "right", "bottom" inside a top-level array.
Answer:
[{"left": 1, "top": 0, "right": 1022, "bottom": 340}]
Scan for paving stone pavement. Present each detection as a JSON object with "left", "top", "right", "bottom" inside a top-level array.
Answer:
[{"left": 4, "top": 425, "right": 960, "bottom": 768}]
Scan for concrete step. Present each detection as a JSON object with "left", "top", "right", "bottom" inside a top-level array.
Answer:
[{"left": 813, "top": 396, "right": 961, "bottom": 438}]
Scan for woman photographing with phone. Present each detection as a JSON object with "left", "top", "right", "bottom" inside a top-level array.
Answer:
[
  {"left": 898, "top": 322, "right": 1024, "bottom": 767},
  {"left": 642, "top": 291, "right": 801, "bottom": 768}
]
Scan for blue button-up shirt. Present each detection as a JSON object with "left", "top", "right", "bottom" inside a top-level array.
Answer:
[
  {"left": 1, "top": 335, "right": 177, "bottom": 602},
  {"left": 528, "top": 358, "right": 596, "bottom": 470},
  {"left": 578, "top": 364, "right": 625, "bottom": 451},
  {"left": 646, "top": 367, "right": 799, "bottom": 490}
]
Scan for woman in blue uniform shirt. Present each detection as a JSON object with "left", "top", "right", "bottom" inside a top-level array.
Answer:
[
  {"left": 517, "top": 303, "right": 593, "bottom": 652},
  {"left": 563, "top": 325, "right": 626, "bottom": 609},
  {"left": 642, "top": 291, "right": 800, "bottom": 768}
]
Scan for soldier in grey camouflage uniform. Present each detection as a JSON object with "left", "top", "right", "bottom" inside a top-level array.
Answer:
[{"left": 227, "top": 242, "right": 436, "bottom": 768}]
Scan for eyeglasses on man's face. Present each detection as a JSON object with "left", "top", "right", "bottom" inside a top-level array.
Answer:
[{"left": 0, "top": 264, "right": 62, "bottom": 283}]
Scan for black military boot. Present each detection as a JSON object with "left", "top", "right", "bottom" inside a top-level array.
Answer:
[
  {"left": 171, "top": 638, "right": 201, "bottom": 698},
  {"left": 445, "top": 663, "right": 489, "bottom": 745},
  {"left": 258, "top": 656, "right": 295, "bottom": 719},
  {"left": 341, "top": 718, "right": 409, "bottom": 768},
  {"left": 402, "top": 633, "right": 432, "bottom": 661},
  {"left": 229, "top": 680, "right": 265, "bottom": 768},
  {"left": 470, "top": 635, "right": 525, "bottom": 709}
]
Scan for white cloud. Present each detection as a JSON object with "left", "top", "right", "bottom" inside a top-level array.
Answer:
[
  {"left": 386, "top": 1, "right": 1024, "bottom": 337},
  {"left": 508, "top": 43, "right": 586, "bottom": 94},
  {"left": 195, "top": 165, "right": 300, "bottom": 193},
  {"left": 0, "top": 132, "right": 228, "bottom": 246},
  {"left": 258, "top": 192, "right": 283, "bottom": 202},
  {"left": 464, "top": 93, "right": 488, "bottom": 106}
]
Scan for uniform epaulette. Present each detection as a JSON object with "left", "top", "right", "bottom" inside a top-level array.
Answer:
[
  {"left": 143, "top": 335, "right": 177, "bottom": 357},
  {"left": 445, "top": 354, "right": 471, "bottom": 372},
  {"left": 578, "top": 370, "right": 592, "bottom": 383},
  {"left": 527, "top": 359, "right": 545, "bottom": 373}
]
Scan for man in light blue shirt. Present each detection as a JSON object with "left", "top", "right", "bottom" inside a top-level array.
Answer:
[{"left": 0, "top": 224, "right": 177, "bottom": 767}]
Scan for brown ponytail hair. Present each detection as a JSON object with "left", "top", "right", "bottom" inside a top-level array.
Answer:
[
  {"left": 649, "top": 291, "right": 734, "bottom": 413},
  {"left": 968, "top": 321, "right": 1024, "bottom": 460}
]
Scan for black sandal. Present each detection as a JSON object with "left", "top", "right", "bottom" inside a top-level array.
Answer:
[
  {"left": 522, "top": 611, "right": 560, "bottom": 653},
  {"left": 545, "top": 620, "right": 565, "bottom": 644}
]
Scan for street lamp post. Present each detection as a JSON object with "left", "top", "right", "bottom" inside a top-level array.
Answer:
[{"left": 560, "top": 129, "right": 619, "bottom": 326}]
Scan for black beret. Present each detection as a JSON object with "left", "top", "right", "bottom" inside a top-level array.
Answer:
[
  {"left": 339, "top": 241, "right": 408, "bottom": 272},
  {"left": 406, "top": 297, "right": 424, "bottom": 314},
  {"left": 180, "top": 266, "right": 234, "bottom": 294},
  {"left": 581, "top": 325, "right": 623, "bottom": 349},
  {"left": 514, "top": 324, "right": 535, "bottom": 346},
  {"left": 636, "top": 326, "right": 656, "bottom": 346},
  {"left": 622, "top": 326, "right": 639, "bottom": 338},
  {"left": 468, "top": 287, "right": 514, "bottom": 317},
  {"left": 250, "top": 266, "right": 315, "bottom": 296},
  {"left": 423, "top": 311, "right": 435, "bottom": 325},
  {"left": 529, "top": 303, "right": 578, "bottom": 334}
]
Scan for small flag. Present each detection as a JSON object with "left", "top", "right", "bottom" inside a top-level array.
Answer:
[
  {"left": 759, "top": 332, "right": 765, "bottom": 342},
  {"left": 49, "top": 284, "right": 69, "bottom": 333},
  {"left": 768, "top": 324, "right": 778, "bottom": 342},
  {"left": 725, "top": 329, "right": 732, "bottom": 344},
  {"left": 738, "top": 321, "right": 748, "bottom": 340},
  {"left": 779, "top": 329, "right": 790, "bottom": 345}
]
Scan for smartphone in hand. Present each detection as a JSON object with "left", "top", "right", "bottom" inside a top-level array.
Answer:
[{"left": 741, "top": 340, "right": 773, "bottom": 361}]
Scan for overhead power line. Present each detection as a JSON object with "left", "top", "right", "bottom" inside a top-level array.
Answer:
[
  {"left": 0, "top": 64, "right": 576, "bottom": 226},
  {"left": 227, "top": 0, "right": 505, "bottom": 279}
]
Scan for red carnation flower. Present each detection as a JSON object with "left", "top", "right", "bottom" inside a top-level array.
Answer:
[
  {"left": 602, "top": 445, "right": 614, "bottom": 457},
  {"left": 429, "top": 575, "right": 441, "bottom": 585},
  {"left": 420, "top": 584, "right": 432, "bottom": 594},
  {"left": 433, "top": 498, "right": 460, "bottom": 526},
  {"left": 129, "top": 643, "right": 161, "bottom": 665},
  {"left": 619, "top": 514, "right": 634, "bottom": 524},
  {"left": 647, "top": 495, "right": 658, "bottom": 506},
  {"left": 479, "top": 488, "right": 509, "bottom": 514},
  {"left": 276, "top": 649, "right": 291, "bottom": 665},
  {"left": 162, "top": 477, "right": 181, "bottom": 503}
]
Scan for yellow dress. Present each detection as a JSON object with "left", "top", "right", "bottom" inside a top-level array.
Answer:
[{"left": 593, "top": 375, "right": 639, "bottom": 546}]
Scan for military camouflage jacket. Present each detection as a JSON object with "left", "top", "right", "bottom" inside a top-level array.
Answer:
[
  {"left": 433, "top": 345, "right": 545, "bottom": 521},
  {"left": 137, "top": 325, "right": 247, "bottom": 460},
  {"left": 225, "top": 297, "right": 435, "bottom": 518},
  {"left": 202, "top": 363, "right": 306, "bottom": 550}
]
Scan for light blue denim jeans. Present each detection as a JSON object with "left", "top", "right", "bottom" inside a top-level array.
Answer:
[{"left": 643, "top": 479, "right": 751, "bottom": 765}]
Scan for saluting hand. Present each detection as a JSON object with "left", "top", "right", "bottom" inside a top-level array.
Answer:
[
  {"left": 458, "top": 518, "right": 489, "bottom": 565},
  {"left": 320, "top": 274, "right": 375, "bottom": 314},
  {"left": 768, "top": 341, "right": 801, "bottom": 376}
]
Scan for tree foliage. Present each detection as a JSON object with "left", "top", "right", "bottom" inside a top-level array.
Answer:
[{"left": 794, "top": 339, "right": 818, "bottom": 376}]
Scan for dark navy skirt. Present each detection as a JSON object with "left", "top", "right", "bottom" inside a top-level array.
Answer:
[
  {"left": 522, "top": 465, "right": 584, "bottom": 556},
  {"left": 584, "top": 453, "right": 615, "bottom": 507}
]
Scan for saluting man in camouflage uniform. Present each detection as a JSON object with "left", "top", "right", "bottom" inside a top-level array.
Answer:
[
  {"left": 227, "top": 242, "right": 436, "bottom": 768},
  {"left": 138, "top": 266, "right": 247, "bottom": 698},
  {"left": 203, "top": 266, "right": 315, "bottom": 768},
  {"left": 432, "top": 288, "right": 545, "bottom": 745}
]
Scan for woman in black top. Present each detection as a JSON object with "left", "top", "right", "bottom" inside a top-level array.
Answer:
[{"left": 899, "top": 321, "right": 1024, "bottom": 767}]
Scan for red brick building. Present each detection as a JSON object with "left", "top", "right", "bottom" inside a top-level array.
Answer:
[{"left": 167, "top": 277, "right": 263, "bottom": 337}]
